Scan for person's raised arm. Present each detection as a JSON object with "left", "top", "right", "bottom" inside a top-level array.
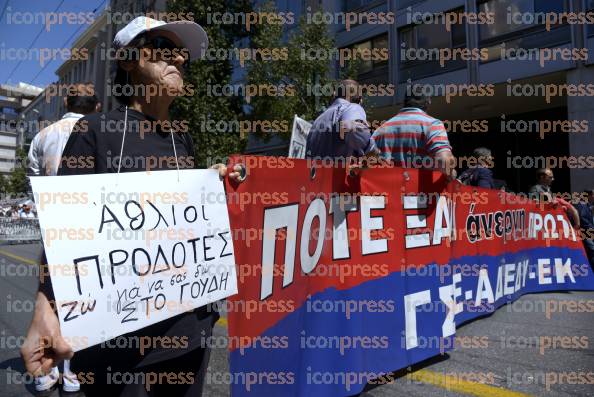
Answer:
[
  {"left": 425, "top": 120, "right": 456, "bottom": 180},
  {"left": 434, "top": 150, "right": 457, "bottom": 180},
  {"left": 340, "top": 103, "right": 377, "bottom": 157}
]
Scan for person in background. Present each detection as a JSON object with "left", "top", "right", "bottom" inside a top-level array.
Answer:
[
  {"left": 28, "top": 84, "right": 100, "bottom": 176},
  {"left": 458, "top": 147, "right": 495, "bottom": 188},
  {"left": 10, "top": 205, "right": 18, "bottom": 219},
  {"left": 527, "top": 168, "right": 580, "bottom": 233},
  {"left": 528, "top": 168, "right": 554, "bottom": 202},
  {"left": 493, "top": 179, "right": 508, "bottom": 192},
  {"left": 25, "top": 83, "right": 99, "bottom": 394},
  {"left": 575, "top": 189, "right": 594, "bottom": 266},
  {"left": 19, "top": 205, "right": 35, "bottom": 219},
  {"left": 372, "top": 87, "right": 456, "bottom": 179},
  {"left": 553, "top": 196, "right": 580, "bottom": 229},
  {"left": 305, "top": 79, "right": 377, "bottom": 163}
]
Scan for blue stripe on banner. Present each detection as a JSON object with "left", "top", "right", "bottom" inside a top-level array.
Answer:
[{"left": 230, "top": 246, "right": 594, "bottom": 397}]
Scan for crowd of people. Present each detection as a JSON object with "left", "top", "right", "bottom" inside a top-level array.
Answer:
[
  {"left": 305, "top": 80, "right": 594, "bottom": 267},
  {"left": 0, "top": 203, "right": 37, "bottom": 218}
]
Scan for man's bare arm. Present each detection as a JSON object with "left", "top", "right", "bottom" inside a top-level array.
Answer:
[{"left": 434, "top": 150, "right": 457, "bottom": 180}]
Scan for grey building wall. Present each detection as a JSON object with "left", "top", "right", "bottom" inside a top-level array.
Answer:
[
  {"left": 567, "top": 67, "right": 594, "bottom": 193},
  {"left": 20, "top": 89, "right": 61, "bottom": 142},
  {"left": 0, "top": 84, "right": 43, "bottom": 175}
]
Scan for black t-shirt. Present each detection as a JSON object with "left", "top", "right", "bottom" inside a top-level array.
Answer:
[
  {"left": 60, "top": 106, "right": 196, "bottom": 174},
  {"left": 56, "top": 106, "right": 217, "bottom": 370}
]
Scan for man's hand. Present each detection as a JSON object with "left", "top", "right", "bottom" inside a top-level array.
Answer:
[
  {"left": 347, "top": 150, "right": 381, "bottom": 177},
  {"left": 434, "top": 151, "right": 457, "bottom": 181},
  {"left": 20, "top": 291, "right": 72, "bottom": 376},
  {"left": 211, "top": 164, "right": 245, "bottom": 182}
]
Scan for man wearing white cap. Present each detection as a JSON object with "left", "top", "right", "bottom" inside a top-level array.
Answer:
[{"left": 20, "top": 16, "right": 242, "bottom": 396}]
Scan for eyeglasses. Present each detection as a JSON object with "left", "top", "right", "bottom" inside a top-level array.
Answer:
[
  {"left": 134, "top": 34, "right": 189, "bottom": 64},
  {"left": 142, "top": 36, "right": 183, "bottom": 51}
]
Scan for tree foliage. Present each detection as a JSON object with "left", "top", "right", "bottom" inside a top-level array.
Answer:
[
  {"left": 246, "top": 1, "right": 337, "bottom": 138},
  {"left": 0, "top": 174, "right": 8, "bottom": 195},
  {"left": 8, "top": 148, "right": 28, "bottom": 195},
  {"left": 167, "top": 0, "right": 343, "bottom": 156},
  {"left": 167, "top": 0, "right": 253, "bottom": 167}
]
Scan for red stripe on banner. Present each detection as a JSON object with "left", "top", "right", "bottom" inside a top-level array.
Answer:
[{"left": 225, "top": 156, "right": 582, "bottom": 350}]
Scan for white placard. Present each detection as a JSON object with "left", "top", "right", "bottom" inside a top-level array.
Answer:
[
  {"left": 288, "top": 115, "right": 312, "bottom": 159},
  {"left": 30, "top": 169, "right": 237, "bottom": 351}
]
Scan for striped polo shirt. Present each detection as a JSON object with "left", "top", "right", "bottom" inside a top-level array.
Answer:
[{"left": 372, "top": 107, "right": 452, "bottom": 168}]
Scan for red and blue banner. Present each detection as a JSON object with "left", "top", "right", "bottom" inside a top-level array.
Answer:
[{"left": 224, "top": 156, "right": 594, "bottom": 396}]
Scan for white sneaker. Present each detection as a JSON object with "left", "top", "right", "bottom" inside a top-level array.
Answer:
[
  {"left": 34, "top": 366, "right": 59, "bottom": 392},
  {"left": 62, "top": 368, "right": 81, "bottom": 392}
]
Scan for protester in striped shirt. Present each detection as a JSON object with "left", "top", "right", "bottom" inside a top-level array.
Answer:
[{"left": 372, "top": 89, "right": 456, "bottom": 179}]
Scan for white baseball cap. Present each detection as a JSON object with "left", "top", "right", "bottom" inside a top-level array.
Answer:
[{"left": 113, "top": 16, "right": 208, "bottom": 61}]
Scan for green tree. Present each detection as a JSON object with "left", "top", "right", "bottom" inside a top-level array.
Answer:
[
  {"left": 8, "top": 167, "right": 27, "bottom": 195},
  {"left": 167, "top": 0, "right": 253, "bottom": 167},
  {"left": 0, "top": 174, "right": 8, "bottom": 195},
  {"left": 246, "top": 2, "right": 337, "bottom": 138},
  {"left": 8, "top": 148, "right": 28, "bottom": 195}
]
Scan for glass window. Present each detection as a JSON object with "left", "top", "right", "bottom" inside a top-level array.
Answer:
[
  {"left": 537, "top": 0, "right": 568, "bottom": 29},
  {"left": 353, "top": 40, "right": 373, "bottom": 73},
  {"left": 448, "top": 8, "right": 467, "bottom": 47},
  {"left": 398, "top": 0, "right": 424, "bottom": 8},
  {"left": 417, "top": 21, "right": 449, "bottom": 50},
  {"left": 400, "top": 27, "right": 414, "bottom": 49},
  {"left": 342, "top": 33, "right": 388, "bottom": 76},
  {"left": 372, "top": 34, "right": 388, "bottom": 66},
  {"left": 399, "top": 8, "right": 468, "bottom": 65},
  {"left": 344, "top": 0, "right": 377, "bottom": 12},
  {"left": 588, "top": 0, "right": 594, "bottom": 36},
  {"left": 451, "top": 21, "right": 466, "bottom": 47},
  {"left": 399, "top": 8, "right": 466, "bottom": 55},
  {"left": 479, "top": 0, "right": 533, "bottom": 40},
  {"left": 89, "top": 50, "right": 95, "bottom": 77},
  {"left": 480, "top": 0, "right": 568, "bottom": 40},
  {"left": 482, "top": 44, "right": 502, "bottom": 62},
  {"left": 534, "top": 0, "right": 566, "bottom": 14}
]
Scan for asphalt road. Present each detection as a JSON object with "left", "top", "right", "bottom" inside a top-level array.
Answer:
[{"left": 1, "top": 243, "right": 593, "bottom": 397}]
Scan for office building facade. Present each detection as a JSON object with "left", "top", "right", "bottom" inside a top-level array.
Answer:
[
  {"left": 0, "top": 83, "right": 43, "bottom": 175},
  {"left": 253, "top": 0, "right": 594, "bottom": 194}
]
